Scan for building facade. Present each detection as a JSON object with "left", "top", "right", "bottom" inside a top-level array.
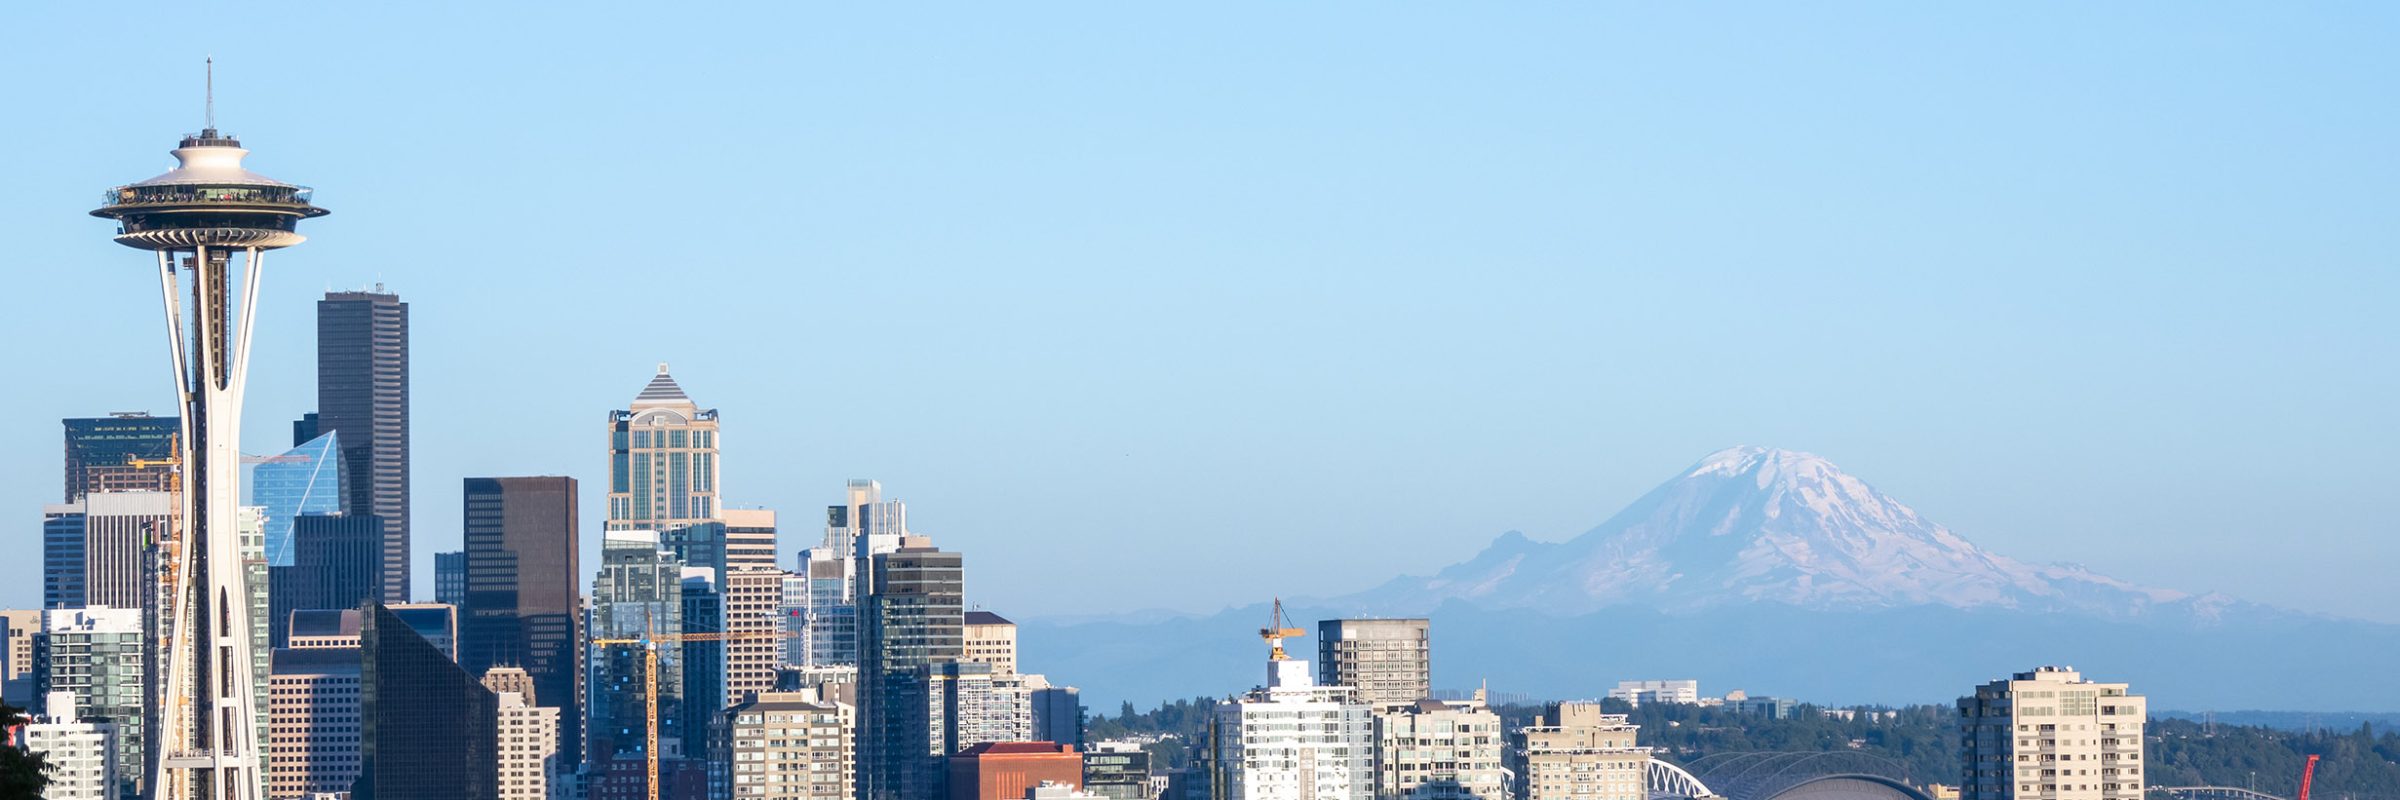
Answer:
[
  {"left": 1517, "top": 702, "right": 1648, "bottom": 800},
  {"left": 318, "top": 289, "right": 412, "bottom": 604},
  {"left": 254, "top": 430, "right": 345, "bottom": 568},
  {"left": 16, "top": 691, "right": 117, "bottom": 800},
  {"left": 357, "top": 603, "right": 498, "bottom": 800},
  {"left": 858, "top": 539, "right": 965, "bottom": 800},
  {"left": 268, "top": 645, "right": 365, "bottom": 799},
  {"left": 489, "top": 670, "right": 562, "bottom": 800},
  {"left": 1081, "top": 742, "right": 1150, "bottom": 800},
  {"left": 1373, "top": 695, "right": 1507, "bottom": 800},
  {"left": 435, "top": 550, "right": 466, "bottom": 607},
  {"left": 948, "top": 741, "right": 1083, "bottom": 800},
  {"left": 41, "top": 492, "right": 173, "bottom": 611},
  {"left": 795, "top": 480, "right": 908, "bottom": 669},
  {"left": 0, "top": 610, "right": 38, "bottom": 706},
  {"left": 461, "top": 476, "right": 584, "bottom": 768},
  {"left": 724, "top": 689, "right": 854, "bottom": 800},
  {"left": 1958, "top": 666, "right": 2146, "bottom": 800},
  {"left": 607, "top": 366, "right": 720, "bottom": 531},
  {"left": 35, "top": 607, "right": 145, "bottom": 800},
  {"left": 269, "top": 512, "right": 384, "bottom": 646},
  {"left": 1317, "top": 619, "right": 1431, "bottom": 709},
  {"left": 1605, "top": 680, "right": 1698, "bottom": 708},
  {"left": 61, "top": 413, "right": 177, "bottom": 502},
  {"left": 1208, "top": 657, "right": 1374, "bottom": 800},
  {"left": 1027, "top": 677, "right": 1082, "bottom": 750},
  {"left": 963, "top": 611, "right": 1019, "bottom": 677},
  {"left": 590, "top": 530, "right": 689, "bottom": 766}
]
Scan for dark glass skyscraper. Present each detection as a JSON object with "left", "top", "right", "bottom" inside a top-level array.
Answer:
[
  {"left": 318, "top": 289, "right": 410, "bottom": 602},
  {"left": 858, "top": 539, "right": 965, "bottom": 800},
  {"left": 60, "top": 412, "right": 178, "bottom": 501},
  {"left": 459, "top": 477, "right": 582, "bottom": 768},
  {"left": 253, "top": 431, "right": 345, "bottom": 568},
  {"left": 355, "top": 603, "right": 498, "bottom": 800},
  {"left": 269, "top": 514, "right": 384, "bottom": 646}
]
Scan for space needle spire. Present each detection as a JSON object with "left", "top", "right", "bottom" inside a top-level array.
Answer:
[{"left": 90, "top": 67, "right": 327, "bottom": 800}]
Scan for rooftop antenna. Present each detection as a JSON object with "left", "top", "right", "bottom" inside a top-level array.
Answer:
[{"left": 204, "top": 57, "right": 215, "bottom": 132}]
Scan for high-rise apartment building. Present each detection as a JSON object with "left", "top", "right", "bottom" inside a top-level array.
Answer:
[
  {"left": 607, "top": 366, "right": 720, "bottom": 531},
  {"left": 1373, "top": 694, "right": 1507, "bottom": 800},
  {"left": 460, "top": 477, "right": 583, "bottom": 767},
  {"left": 963, "top": 611, "right": 1018, "bottom": 677},
  {"left": 1958, "top": 666, "right": 2147, "bottom": 800},
  {"left": 1317, "top": 618, "right": 1431, "bottom": 708},
  {"left": 61, "top": 413, "right": 177, "bottom": 502},
  {"left": 435, "top": 550, "right": 466, "bottom": 607},
  {"left": 486, "top": 668, "right": 562, "bottom": 800},
  {"left": 1516, "top": 702, "right": 1649, "bottom": 800},
  {"left": 41, "top": 492, "right": 173, "bottom": 610},
  {"left": 254, "top": 430, "right": 346, "bottom": 568},
  {"left": 1606, "top": 680, "right": 1699, "bottom": 708},
  {"left": 35, "top": 607, "right": 145, "bottom": 800},
  {"left": 590, "top": 530, "right": 689, "bottom": 766},
  {"left": 858, "top": 538, "right": 965, "bottom": 800},
  {"left": 724, "top": 689, "right": 854, "bottom": 800},
  {"left": 267, "top": 645, "right": 364, "bottom": 799},
  {"left": 0, "top": 610, "right": 38, "bottom": 706},
  {"left": 357, "top": 602, "right": 499, "bottom": 800},
  {"left": 1207, "top": 651, "right": 1374, "bottom": 800},
  {"left": 16, "top": 691, "right": 117, "bottom": 800},
  {"left": 318, "top": 289, "right": 411, "bottom": 603},
  {"left": 268, "top": 513, "right": 384, "bottom": 646}
]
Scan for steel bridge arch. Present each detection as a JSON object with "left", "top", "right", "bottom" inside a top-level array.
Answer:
[
  {"left": 1680, "top": 752, "right": 1932, "bottom": 800},
  {"left": 1648, "top": 757, "right": 1714, "bottom": 799}
]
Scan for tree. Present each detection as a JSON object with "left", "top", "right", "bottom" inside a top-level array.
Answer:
[{"left": 0, "top": 702, "right": 49, "bottom": 800}]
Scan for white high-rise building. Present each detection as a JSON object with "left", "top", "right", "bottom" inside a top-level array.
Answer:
[
  {"left": 1958, "top": 666, "right": 2146, "bottom": 800},
  {"left": 494, "top": 683, "right": 562, "bottom": 800},
  {"left": 16, "top": 691, "right": 117, "bottom": 800},
  {"left": 1373, "top": 692, "right": 1507, "bottom": 800},
  {"left": 1518, "top": 702, "right": 1649, "bottom": 800},
  {"left": 1209, "top": 649, "right": 1374, "bottom": 800},
  {"left": 36, "top": 606, "right": 145, "bottom": 800}
]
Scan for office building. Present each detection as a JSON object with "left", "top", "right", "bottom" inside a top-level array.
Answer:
[
  {"left": 796, "top": 480, "right": 908, "bottom": 668},
  {"left": 489, "top": 670, "right": 562, "bottom": 800},
  {"left": 1208, "top": 646, "right": 1374, "bottom": 800},
  {"left": 460, "top": 477, "right": 583, "bottom": 767},
  {"left": 726, "top": 569, "right": 787, "bottom": 703},
  {"left": 318, "top": 288, "right": 412, "bottom": 603},
  {"left": 724, "top": 688, "right": 854, "bottom": 800},
  {"left": 1027, "top": 676, "right": 1081, "bottom": 749},
  {"left": 858, "top": 538, "right": 965, "bottom": 800},
  {"left": 35, "top": 607, "right": 145, "bottom": 800},
  {"left": 590, "top": 530, "right": 688, "bottom": 766},
  {"left": 288, "top": 609, "right": 366, "bottom": 648},
  {"left": 1374, "top": 694, "right": 1507, "bottom": 800},
  {"left": 1606, "top": 680, "right": 1700, "bottom": 708},
  {"left": 949, "top": 742, "right": 1083, "bottom": 800},
  {"left": 1517, "top": 702, "right": 1648, "bottom": 800},
  {"left": 253, "top": 430, "right": 345, "bottom": 568},
  {"left": 435, "top": 550, "right": 466, "bottom": 607},
  {"left": 964, "top": 611, "right": 1018, "bottom": 677},
  {"left": 1080, "top": 742, "right": 1149, "bottom": 800},
  {"left": 1957, "top": 666, "right": 2146, "bottom": 800},
  {"left": 15, "top": 691, "right": 117, "bottom": 800},
  {"left": 41, "top": 492, "right": 173, "bottom": 610},
  {"left": 683, "top": 568, "right": 727, "bottom": 770},
  {"left": 268, "top": 645, "right": 365, "bottom": 799},
  {"left": 606, "top": 365, "right": 720, "bottom": 531},
  {"left": 1318, "top": 618, "right": 1431, "bottom": 708},
  {"left": 0, "top": 610, "right": 39, "bottom": 708},
  {"left": 725, "top": 508, "right": 778, "bottom": 570},
  {"left": 61, "top": 413, "right": 177, "bottom": 502},
  {"left": 1726, "top": 693, "right": 1797, "bottom": 720},
  {"left": 781, "top": 574, "right": 811, "bottom": 669},
  {"left": 269, "top": 513, "right": 384, "bottom": 646},
  {"left": 356, "top": 603, "right": 498, "bottom": 800},
  {"left": 387, "top": 603, "right": 458, "bottom": 661}
]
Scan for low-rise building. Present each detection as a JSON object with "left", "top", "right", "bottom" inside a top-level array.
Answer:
[
  {"left": 1605, "top": 680, "right": 1698, "bottom": 708},
  {"left": 950, "top": 741, "right": 1083, "bottom": 800}
]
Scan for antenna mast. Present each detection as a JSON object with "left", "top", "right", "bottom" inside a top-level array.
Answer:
[{"left": 204, "top": 57, "right": 215, "bottom": 131}]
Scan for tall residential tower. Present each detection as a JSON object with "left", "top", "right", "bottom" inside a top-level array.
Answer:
[{"left": 1958, "top": 666, "right": 2146, "bottom": 800}]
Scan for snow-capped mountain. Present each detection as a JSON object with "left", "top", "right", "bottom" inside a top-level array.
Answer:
[{"left": 1343, "top": 446, "right": 2236, "bottom": 620}]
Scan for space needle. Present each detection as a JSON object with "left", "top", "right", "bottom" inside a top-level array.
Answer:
[{"left": 89, "top": 65, "right": 326, "bottom": 800}]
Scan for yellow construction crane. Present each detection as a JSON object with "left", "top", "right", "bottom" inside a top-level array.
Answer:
[
  {"left": 1259, "top": 597, "right": 1306, "bottom": 661},
  {"left": 590, "top": 625, "right": 800, "bottom": 800}
]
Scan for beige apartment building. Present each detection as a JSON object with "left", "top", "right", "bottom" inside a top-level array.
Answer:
[
  {"left": 1959, "top": 666, "right": 2146, "bottom": 800},
  {"left": 726, "top": 689, "right": 855, "bottom": 800},
  {"left": 964, "top": 611, "right": 1018, "bottom": 676},
  {"left": 1374, "top": 693, "right": 1508, "bottom": 800},
  {"left": 1518, "top": 702, "right": 1649, "bottom": 800}
]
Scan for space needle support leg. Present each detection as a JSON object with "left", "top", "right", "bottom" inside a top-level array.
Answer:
[{"left": 231, "top": 247, "right": 263, "bottom": 403}]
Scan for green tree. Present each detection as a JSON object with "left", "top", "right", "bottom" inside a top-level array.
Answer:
[{"left": 0, "top": 701, "right": 48, "bottom": 800}]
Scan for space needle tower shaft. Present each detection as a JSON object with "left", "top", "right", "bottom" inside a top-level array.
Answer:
[{"left": 90, "top": 66, "right": 328, "bottom": 800}]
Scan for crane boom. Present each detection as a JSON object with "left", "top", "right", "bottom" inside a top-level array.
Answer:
[
  {"left": 590, "top": 627, "right": 802, "bottom": 800},
  {"left": 2299, "top": 754, "right": 2319, "bottom": 800},
  {"left": 1259, "top": 597, "right": 1306, "bottom": 661}
]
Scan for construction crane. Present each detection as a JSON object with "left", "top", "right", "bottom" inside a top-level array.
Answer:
[
  {"left": 1259, "top": 597, "right": 1305, "bottom": 661},
  {"left": 590, "top": 624, "right": 800, "bottom": 800},
  {"left": 2299, "top": 754, "right": 2319, "bottom": 800}
]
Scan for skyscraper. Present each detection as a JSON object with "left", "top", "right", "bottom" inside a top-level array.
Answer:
[
  {"left": 724, "top": 508, "right": 778, "bottom": 571},
  {"left": 795, "top": 480, "right": 908, "bottom": 669},
  {"left": 857, "top": 538, "right": 965, "bottom": 800},
  {"left": 60, "top": 413, "right": 178, "bottom": 502},
  {"left": 589, "top": 530, "right": 687, "bottom": 768},
  {"left": 1207, "top": 638, "right": 1373, "bottom": 800},
  {"left": 319, "top": 288, "right": 410, "bottom": 603},
  {"left": 355, "top": 603, "right": 498, "bottom": 800},
  {"left": 40, "top": 492, "right": 174, "bottom": 611},
  {"left": 1317, "top": 618, "right": 1431, "bottom": 708},
  {"left": 1958, "top": 666, "right": 2146, "bottom": 800},
  {"left": 251, "top": 430, "right": 345, "bottom": 568},
  {"left": 35, "top": 607, "right": 146, "bottom": 800},
  {"left": 434, "top": 551, "right": 466, "bottom": 607},
  {"left": 459, "top": 477, "right": 583, "bottom": 770},
  {"left": 607, "top": 365, "right": 720, "bottom": 531},
  {"left": 268, "top": 513, "right": 384, "bottom": 646},
  {"left": 266, "top": 646, "right": 363, "bottom": 799}
]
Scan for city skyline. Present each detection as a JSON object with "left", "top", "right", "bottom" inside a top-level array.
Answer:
[{"left": 3, "top": 4, "right": 2395, "bottom": 625}]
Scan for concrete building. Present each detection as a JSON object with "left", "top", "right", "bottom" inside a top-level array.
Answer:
[
  {"left": 1957, "top": 666, "right": 2146, "bottom": 800},
  {"left": 41, "top": 492, "right": 173, "bottom": 611},
  {"left": 948, "top": 741, "right": 1083, "bottom": 800},
  {"left": 490, "top": 673, "right": 562, "bottom": 800},
  {"left": 724, "top": 688, "right": 854, "bottom": 800},
  {"left": 0, "top": 609, "right": 39, "bottom": 706},
  {"left": 15, "top": 691, "right": 117, "bottom": 800},
  {"left": 725, "top": 508, "right": 779, "bottom": 571},
  {"left": 1080, "top": 742, "right": 1150, "bottom": 800},
  {"left": 1318, "top": 619, "right": 1431, "bottom": 709},
  {"left": 1517, "top": 702, "right": 1649, "bottom": 800},
  {"left": 1606, "top": 680, "right": 1700, "bottom": 708},
  {"left": 607, "top": 365, "right": 720, "bottom": 531},
  {"left": 267, "top": 646, "right": 364, "bottom": 799},
  {"left": 35, "top": 606, "right": 144, "bottom": 800},
  {"left": 1208, "top": 648, "right": 1374, "bottom": 800},
  {"left": 1374, "top": 694, "right": 1508, "bottom": 800},
  {"left": 461, "top": 476, "right": 584, "bottom": 769},
  {"left": 964, "top": 611, "right": 1019, "bottom": 677},
  {"left": 61, "top": 413, "right": 177, "bottom": 502},
  {"left": 318, "top": 288, "right": 412, "bottom": 603}
]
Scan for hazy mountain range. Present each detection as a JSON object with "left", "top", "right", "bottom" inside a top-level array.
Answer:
[{"left": 1021, "top": 447, "right": 2400, "bottom": 711}]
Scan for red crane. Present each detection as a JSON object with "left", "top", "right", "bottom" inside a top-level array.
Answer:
[{"left": 2298, "top": 754, "right": 2319, "bottom": 800}]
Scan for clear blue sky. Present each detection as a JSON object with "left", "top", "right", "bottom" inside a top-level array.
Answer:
[{"left": 3, "top": 3, "right": 2393, "bottom": 621}]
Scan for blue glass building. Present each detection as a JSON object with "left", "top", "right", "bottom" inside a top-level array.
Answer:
[{"left": 252, "top": 431, "right": 345, "bottom": 567}]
